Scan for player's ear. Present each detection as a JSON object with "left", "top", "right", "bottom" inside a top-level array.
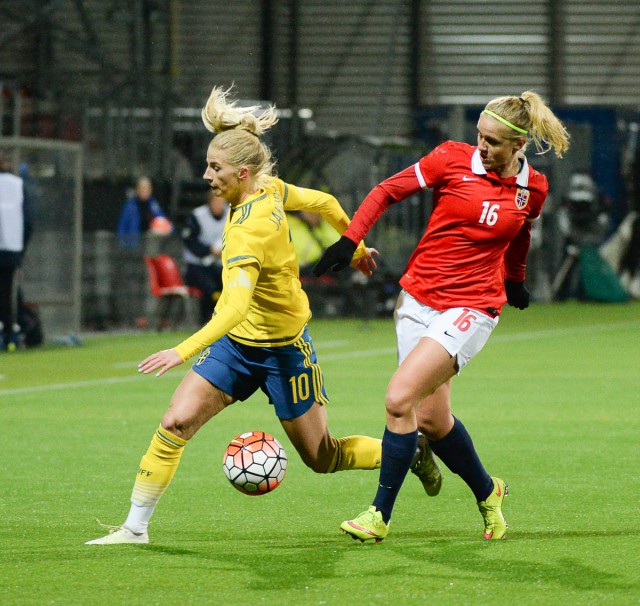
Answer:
[
  {"left": 514, "top": 137, "right": 526, "bottom": 153},
  {"left": 238, "top": 166, "right": 249, "bottom": 181}
]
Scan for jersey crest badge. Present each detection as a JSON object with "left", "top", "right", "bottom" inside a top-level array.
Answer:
[
  {"left": 196, "top": 347, "right": 210, "bottom": 366},
  {"left": 515, "top": 188, "right": 530, "bottom": 209}
]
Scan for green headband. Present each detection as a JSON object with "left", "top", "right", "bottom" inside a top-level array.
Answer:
[{"left": 483, "top": 109, "right": 528, "bottom": 135}]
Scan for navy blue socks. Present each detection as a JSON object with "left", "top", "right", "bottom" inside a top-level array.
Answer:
[
  {"left": 372, "top": 427, "right": 419, "bottom": 523},
  {"left": 428, "top": 416, "right": 493, "bottom": 502}
]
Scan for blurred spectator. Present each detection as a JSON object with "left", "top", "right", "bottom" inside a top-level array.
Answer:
[
  {"left": 181, "top": 190, "right": 229, "bottom": 324},
  {"left": 0, "top": 153, "right": 33, "bottom": 351},
  {"left": 116, "top": 176, "right": 171, "bottom": 250},
  {"left": 287, "top": 210, "right": 339, "bottom": 276},
  {"left": 557, "top": 173, "right": 609, "bottom": 246},
  {"left": 618, "top": 214, "right": 640, "bottom": 296},
  {"left": 553, "top": 173, "right": 610, "bottom": 299},
  {"left": 600, "top": 211, "right": 640, "bottom": 298}
]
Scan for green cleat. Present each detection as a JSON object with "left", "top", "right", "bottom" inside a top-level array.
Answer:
[
  {"left": 477, "top": 477, "right": 508, "bottom": 540},
  {"left": 410, "top": 432, "right": 443, "bottom": 496},
  {"left": 340, "top": 506, "right": 389, "bottom": 543}
]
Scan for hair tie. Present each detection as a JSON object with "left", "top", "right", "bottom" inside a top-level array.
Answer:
[
  {"left": 242, "top": 127, "right": 260, "bottom": 138},
  {"left": 483, "top": 109, "right": 528, "bottom": 135}
]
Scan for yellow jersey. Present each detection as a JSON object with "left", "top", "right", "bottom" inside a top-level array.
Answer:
[{"left": 174, "top": 177, "right": 365, "bottom": 359}]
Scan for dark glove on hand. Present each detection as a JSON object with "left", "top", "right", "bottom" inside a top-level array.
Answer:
[
  {"left": 312, "top": 236, "right": 358, "bottom": 276},
  {"left": 505, "top": 280, "right": 530, "bottom": 310}
]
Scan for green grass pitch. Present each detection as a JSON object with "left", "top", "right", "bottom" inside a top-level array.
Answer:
[{"left": 2, "top": 301, "right": 640, "bottom": 605}]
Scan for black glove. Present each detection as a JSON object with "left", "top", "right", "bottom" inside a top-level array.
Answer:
[
  {"left": 312, "top": 236, "right": 358, "bottom": 276},
  {"left": 505, "top": 280, "right": 530, "bottom": 310}
]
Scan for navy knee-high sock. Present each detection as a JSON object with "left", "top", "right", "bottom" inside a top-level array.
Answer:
[
  {"left": 372, "top": 427, "right": 418, "bottom": 523},
  {"left": 428, "top": 416, "right": 493, "bottom": 502}
]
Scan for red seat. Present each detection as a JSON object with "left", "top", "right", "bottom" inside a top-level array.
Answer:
[{"left": 144, "top": 255, "right": 203, "bottom": 330}]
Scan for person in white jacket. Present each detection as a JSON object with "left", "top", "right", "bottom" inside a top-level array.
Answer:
[{"left": 0, "top": 153, "right": 32, "bottom": 351}]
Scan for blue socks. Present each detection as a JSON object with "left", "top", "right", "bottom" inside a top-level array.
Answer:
[
  {"left": 370, "top": 417, "right": 493, "bottom": 522},
  {"left": 428, "top": 416, "right": 493, "bottom": 502},
  {"left": 372, "top": 427, "right": 419, "bottom": 523}
]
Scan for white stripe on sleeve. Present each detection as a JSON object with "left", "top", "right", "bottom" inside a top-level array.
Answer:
[{"left": 413, "top": 162, "right": 427, "bottom": 189}]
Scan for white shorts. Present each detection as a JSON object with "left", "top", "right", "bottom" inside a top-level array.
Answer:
[{"left": 393, "top": 290, "right": 499, "bottom": 373}]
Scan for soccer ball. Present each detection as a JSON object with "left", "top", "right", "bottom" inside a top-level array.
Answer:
[{"left": 222, "top": 431, "right": 288, "bottom": 496}]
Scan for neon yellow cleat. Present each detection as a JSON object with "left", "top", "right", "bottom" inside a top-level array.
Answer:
[
  {"left": 477, "top": 477, "right": 508, "bottom": 540},
  {"left": 340, "top": 506, "right": 389, "bottom": 543},
  {"left": 410, "top": 433, "right": 443, "bottom": 496}
]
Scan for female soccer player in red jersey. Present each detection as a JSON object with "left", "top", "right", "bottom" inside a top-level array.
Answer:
[{"left": 314, "top": 91, "right": 570, "bottom": 542}]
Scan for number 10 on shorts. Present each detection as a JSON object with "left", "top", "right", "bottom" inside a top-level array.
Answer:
[{"left": 289, "top": 373, "right": 310, "bottom": 404}]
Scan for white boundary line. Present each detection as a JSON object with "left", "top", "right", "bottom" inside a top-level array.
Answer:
[
  {"left": 1, "top": 321, "right": 638, "bottom": 397},
  {"left": 0, "top": 375, "right": 144, "bottom": 396}
]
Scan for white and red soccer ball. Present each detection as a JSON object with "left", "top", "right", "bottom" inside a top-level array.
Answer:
[{"left": 222, "top": 431, "right": 288, "bottom": 496}]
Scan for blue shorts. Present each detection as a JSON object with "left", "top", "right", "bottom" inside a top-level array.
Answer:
[{"left": 191, "top": 326, "right": 329, "bottom": 420}]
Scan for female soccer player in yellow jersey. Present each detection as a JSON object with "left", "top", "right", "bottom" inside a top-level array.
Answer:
[{"left": 86, "top": 86, "right": 381, "bottom": 545}]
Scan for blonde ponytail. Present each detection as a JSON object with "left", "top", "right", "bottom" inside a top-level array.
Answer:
[
  {"left": 201, "top": 85, "right": 278, "bottom": 185},
  {"left": 485, "top": 91, "right": 570, "bottom": 158},
  {"left": 201, "top": 85, "right": 278, "bottom": 136}
]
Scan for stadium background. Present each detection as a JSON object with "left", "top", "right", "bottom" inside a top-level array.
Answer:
[{"left": 1, "top": 0, "right": 640, "bottom": 337}]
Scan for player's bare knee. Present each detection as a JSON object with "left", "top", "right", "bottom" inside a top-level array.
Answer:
[
  {"left": 385, "top": 388, "right": 413, "bottom": 420},
  {"left": 417, "top": 410, "right": 454, "bottom": 440},
  {"left": 160, "top": 418, "right": 183, "bottom": 437},
  {"left": 161, "top": 416, "right": 196, "bottom": 440},
  {"left": 418, "top": 419, "right": 440, "bottom": 439}
]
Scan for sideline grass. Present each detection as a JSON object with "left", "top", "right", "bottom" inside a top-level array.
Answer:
[{"left": 1, "top": 302, "right": 639, "bottom": 605}]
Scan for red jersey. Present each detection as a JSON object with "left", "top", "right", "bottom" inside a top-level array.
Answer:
[{"left": 344, "top": 141, "right": 549, "bottom": 314}]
